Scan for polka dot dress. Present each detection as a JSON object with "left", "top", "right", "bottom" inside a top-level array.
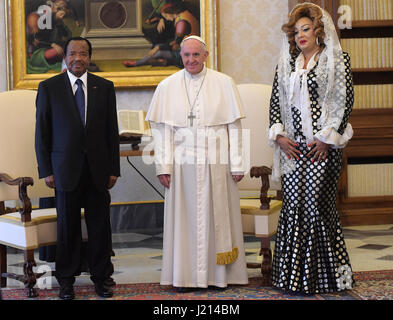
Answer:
[{"left": 270, "top": 53, "right": 355, "bottom": 294}]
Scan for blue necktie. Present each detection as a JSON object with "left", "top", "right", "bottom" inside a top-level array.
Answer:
[{"left": 75, "top": 79, "right": 85, "bottom": 126}]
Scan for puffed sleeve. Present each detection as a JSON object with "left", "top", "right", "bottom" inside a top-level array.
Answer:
[{"left": 314, "top": 52, "right": 354, "bottom": 148}]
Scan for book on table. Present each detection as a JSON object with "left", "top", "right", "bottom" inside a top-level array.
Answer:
[{"left": 118, "top": 109, "right": 151, "bottom": 137}]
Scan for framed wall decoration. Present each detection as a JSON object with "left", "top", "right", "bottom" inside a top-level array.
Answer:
[{"left": 6, "top": 0, "right": 219, "bottom": 89}]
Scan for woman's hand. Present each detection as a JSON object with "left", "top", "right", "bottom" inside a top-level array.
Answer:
[
  {"left": 276, "top": 135, "right": 301, "bottom": 160},
  {"left": 306, "top": 139, "right": 330, "bottom": 162}
]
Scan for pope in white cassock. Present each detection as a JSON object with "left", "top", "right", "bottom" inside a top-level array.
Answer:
[{"left": 146, "top": 36, "right": 249, "bottom": 290}]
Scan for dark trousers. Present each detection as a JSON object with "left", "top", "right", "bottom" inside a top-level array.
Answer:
[
  {"left": 55, "top": 159, "right": 113, "bottom": 287},
  {"left": 39, "top": 197, "right": 57, "bottom": 262}
]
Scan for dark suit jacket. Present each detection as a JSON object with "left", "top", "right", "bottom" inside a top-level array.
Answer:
[{"left": 35, "top": 71, "right": 120, "bottom": 192}]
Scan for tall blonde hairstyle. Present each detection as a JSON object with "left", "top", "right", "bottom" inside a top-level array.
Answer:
[
  {"left": 282, "top": 3, "right": 326, "bottom": 54},
  {"left": 272, "top": 3, "right": 347, "bottom": 180}
]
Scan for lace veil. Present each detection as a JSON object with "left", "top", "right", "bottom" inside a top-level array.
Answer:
[{"left": 274, "top": 2, "right": 347, "bottom": 178}]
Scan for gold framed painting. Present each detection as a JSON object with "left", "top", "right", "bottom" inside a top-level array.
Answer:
[{"left": 6, "top": 0, "right": 219, "bottom": 89}]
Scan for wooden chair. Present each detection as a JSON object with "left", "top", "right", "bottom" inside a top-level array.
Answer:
[
  {"left": 0, "top": 90, "right": 87, "bottom": 297},
  {"left": 237, "top": 84, "right": 283, "bottom": 285}
]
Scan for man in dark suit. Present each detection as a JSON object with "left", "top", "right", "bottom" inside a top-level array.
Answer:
[{"left": 35, "top": 37, "right": 120, "bottom": 300}]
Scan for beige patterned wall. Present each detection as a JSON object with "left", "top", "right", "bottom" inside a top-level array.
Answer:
[{"left": 219, "top": 0, "right": 289, "bottom": 85}]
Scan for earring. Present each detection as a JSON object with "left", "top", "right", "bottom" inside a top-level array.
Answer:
[
  {"left": 316, "top": 37, "right": 320, "bottom": 46},
  {"left": 296, "top": 44, "right": 300, "bottom": 51}
]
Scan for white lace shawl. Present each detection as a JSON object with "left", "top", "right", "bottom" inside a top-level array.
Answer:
[{"left": 270, "top": 4, "right": 349, "bottom": 181}]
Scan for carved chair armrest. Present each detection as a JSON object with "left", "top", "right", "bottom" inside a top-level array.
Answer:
[
  {"left": 250, "top": 166, "right": 282, "bottom": 209},
  {"left": 0, "top": 173, "right": 33, "bottom": 222}
]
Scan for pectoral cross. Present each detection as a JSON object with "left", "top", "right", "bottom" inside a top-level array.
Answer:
[{"left": 188, "top": 111, "right": 196, "bottom": 127}]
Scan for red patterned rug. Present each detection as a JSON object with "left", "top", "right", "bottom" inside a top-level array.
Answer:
[{"left": 1, "top": 270, "right": 392, "bottom": 300}]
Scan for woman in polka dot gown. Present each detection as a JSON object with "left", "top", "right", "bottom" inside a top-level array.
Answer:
[{"left": 268, "top": 3, "right": 355, "bottom": 294}]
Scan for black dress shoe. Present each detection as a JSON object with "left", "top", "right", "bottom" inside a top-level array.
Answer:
[
  {"left": 59, "top": 285, "right": 75, "bottom": 300},
  {"left": 176, "top": 287, "right": 200, "bottom": 293},
  {"left": 208, "top": 285, "right": 226, "bottom": 291},
  {"left": 94, "top": 282, "right": 113, "bottom": 298}
]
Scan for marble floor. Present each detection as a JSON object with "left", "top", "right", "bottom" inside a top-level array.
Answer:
[{"left": 3, "top": 224, "right": 393, "bottom": 289}]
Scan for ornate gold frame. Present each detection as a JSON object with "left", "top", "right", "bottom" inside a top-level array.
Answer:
[{"left": 6, "top": 0, "right": 219, "bottom": 89}]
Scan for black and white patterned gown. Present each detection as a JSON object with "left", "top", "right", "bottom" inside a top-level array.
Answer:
[{"left": 269, "top": 52, "right": 355, "bottom": 294}]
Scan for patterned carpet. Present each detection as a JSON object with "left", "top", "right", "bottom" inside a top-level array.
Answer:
[{"left": 1, "top": 270, "right": 392, "bottom": 300}]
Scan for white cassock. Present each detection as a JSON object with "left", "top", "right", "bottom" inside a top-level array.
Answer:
[{"left": 146, "top": 66, "right": 248, "bottom": 288}]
